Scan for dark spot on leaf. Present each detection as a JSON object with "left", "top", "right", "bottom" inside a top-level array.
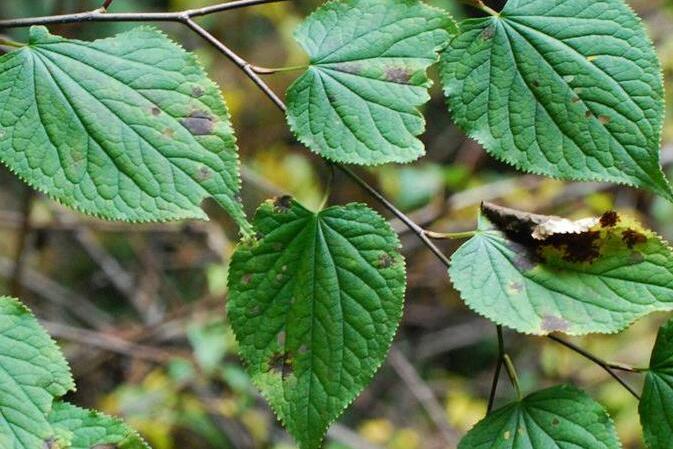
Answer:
[
  {"left": 92, "top": 445, "right": 118, "bottom": 449},
  {"left": 551, "top": 417, "right": 560, "bottom": 426},
  {"left": 196, "top": 166, "right": 212, "bottom": 181},
  {"left": 622, "top": 229, "right": 647, "bottom": 249},
  {"left": 255, "top": 231, "right": 264, "bottom": 240},
  {"left": 598, "top": 115, "right": 611, "bottom": 125},
  {"left": 192, "top": 86, "right": 205, "bottom": 97},
  {"left": 629, "top": 251, "right": 645, "bottom": 265},
  {"left": 150, "top": 106, "right": 161, "bottom": 116},
  {"left": 298, "top": 344, "right": 308, "bottom": 354},
  {"left": 481, "top": 25, "right": 496, "bottom": 40},
  {"left": 268, "top": 351, "right": 293, "bottom": 379},
  {"left": 541, "top": 315, "right": 569, "bottom": 333},
  {"left": 585, "top": 110, "right": 594, "bottom": 119},
  {"left": 545, "top": 231, "right": 601, "bottom": 263},
  {"left": 378, "top": 253, "right": 393, "bottom": 268},
  {"left": 273, "top": 195, "right": 293, "bottom": 213},
  {"left": 599, "top": 211, "right": 619, "bottom": 228},
  {"left": 242, "top": 273, "right": 252, "bottom": 285},
  {"left": 43, "top": 438, "right": 56, "bottom": 449},
  {"left": 531, "top": 80, "right": 540, "bottom": 88},
  {"left": 571, "top": 96, "right": 581, "bottom": 103},
  {"left": 181, "top": 111, "right": 214, "bottom": 135},
  {"left": 385, "top": 67, "right": 412, "bottom": 84}
]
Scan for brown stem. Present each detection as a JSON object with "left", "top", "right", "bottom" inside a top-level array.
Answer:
[{"left": 487, "top": 325, "right": 504, "bottom": 413}]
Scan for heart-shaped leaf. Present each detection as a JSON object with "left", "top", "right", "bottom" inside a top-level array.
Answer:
[
  {"left": 440, "top": 0, "right": 672, "bottom": 200},
  {"left": 228, "top": 197, "right": 406, "bottom": 449},
  {"left": 286, "top": 0, "right": 456, "bottom": 165},
  {"left": 458, "top": 385, "right": 620, "bottom": 449},
  {"left": 0, "top": 296, "right": 74, "bottom": 449},
  {"left": 640, "top": 317, "right": 673, "bottom": 449},
  {"left": 449, "top": 203, "right": 673, "bottom": 335},
  {"left": 0, "top": 26, "right": 250, "bottom": 233}
]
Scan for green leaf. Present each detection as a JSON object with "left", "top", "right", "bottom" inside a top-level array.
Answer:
[
  {"left": 449, "top": 203, "right": 673, "bottom": 335},
  {"left": 228, "top": 197, "right": 406, "bottom": 449},
  {"left": 0, "top": 296, "right": 74, "bottom": 449},
  {"left": 0, "top": 26, "right": 250, "bottom": 234},
  {"left": 458, "top": 385, "right": 620, "bottom": 449},
  {"left": 640, "top": 317, "right": 673, "bottom": 449},
  {"left": 49, "top": 401, "right": 150, "bottom": 449},
  {"left": 286, "top": 0, "right": 456, "bottom": 165},
  {"left": 440, "top": 0, "right": 672, "bottom": 200}
]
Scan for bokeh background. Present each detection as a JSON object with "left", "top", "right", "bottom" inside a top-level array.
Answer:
[{"left": 1, "top": 0, "right": 673, "bottom": 447}]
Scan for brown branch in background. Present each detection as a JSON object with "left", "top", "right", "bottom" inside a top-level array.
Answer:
[
  {"left": 389, "top": 347, "right": 458, "bottom": 444},
  {"left": 9, "top": 188, "right": 34, "bottom": 297},
  {"left": 101, "top": 0, "right": 114, "bottom": 10}
]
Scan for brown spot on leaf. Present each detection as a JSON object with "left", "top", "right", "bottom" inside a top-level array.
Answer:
[
  {"left": 585, "top": 110, "right": 594, "bottom": 119},
  {"left": 378, "top": 253, "right": 393, "bottom": 268},
  {"left": 43, "top": 439, "right": 56, "bottom": 449},
  {"left": 622, "top": 229, "right": 647, "bottom": 249},
  {"left": 541, "top": 315, "right": 569, "bottom": 333},
  {"left": 181, "top": 111, "right": 214, "bottom": 135},
  {"left": 333, "top": 62, "right": 362, "bottom": 75},
  {"left": 268, "top": 351, "right": 293, "bottom": 379},
  {"left": 551, "top": 417, "right": 560, "bottom": 426},
  {"left": 385, "top": 67, "right": 412, "bottom": 84},
  {"left": 273, "top": 195, "right": 293, "bottom": 213},
  {"left": 163, "top": 128, "right": 175, "bottom": 138},
  {"left": 150, "top": 106, "right": 161, "bottom": 116},
  {"left": 531, "top": 80, "right": 540, "bottom": 88},
  {"left": 545, "top": 231, "right": 601, "bottom": 263},
  {"left": 598, "top": 115, "right": 611, "bottom": 125},
  {"left": 481, "top": 24, "right": 496, "bottom": 40},
  {"left": 571, "top": 96, "right": 581, "bottom": 103},
  {"left": 92, "top": 445, "right": 118, "bottom": 449},
  {"left": 196, "top": 166, "right": 212, "bottom": 181},
  {"left": 629, "top": 251, "right": 645, "bottom": 264},
  {"left": 241, "top": 273, "right": 252, "bottom": 285},
  {"left": 599, "top": 211, "right": 619, "bottom": 228},
  {"left": 192, "top": 86, "right": 205, "bottom": 97}
]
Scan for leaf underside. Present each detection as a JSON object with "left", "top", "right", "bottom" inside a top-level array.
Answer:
[
  {"left": 640, "top": 318, "right": 673, "bottom": 449},
  {"left": 49, "top": 401, "right": 149, "bottom": 449},
  {"left": 0, "top": 296, "right": 74, "bottom": 449},
  {"left": 0, "top": 26, "right": 250, "bottom": 233},
  {"left": 228, "top": 197, "right": 406, "bottom": 449},
  {"left": 286, "top": 0, "right": 456, "bottom": 165},
  {"left": 449, "top": 203, "right": 673, "bottom": 335},
  {"left": 440, "top": 0, "right": 672, "bottom": 200},
  {"left": 458, "top": 385, "right": 620, "bottom": 449}
]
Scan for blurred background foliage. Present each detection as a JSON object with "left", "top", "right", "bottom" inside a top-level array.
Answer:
[{"left": 1, "top": 0, "right": 673, "bottom": 448}]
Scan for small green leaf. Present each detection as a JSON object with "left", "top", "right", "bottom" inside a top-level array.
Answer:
[
  {"left": 449, "top": 203, "right": 673, "bottom": 335},
  {"left": 0, "top": 296, "right": 74, "bottom": 449},
  {"left": 0, "top": 26, "right": 250, "bottom": 233},
  {"left": 640, "top": 317, "right": 673, "bottom": 449},
  {"left": 49, "top": 401, "right": 150, "bottom": 449},
  {"left": 286, "top": 0, "right": 456, "bottom": 165},
  {"left": 458, "top": 385, "right": 620, "bottom": 449},
  {"left": 440, "top": 0, "right": 672, "bottom": 200},
  {"left": 228, "top": 197, "right": 406, "bottom": 449}
]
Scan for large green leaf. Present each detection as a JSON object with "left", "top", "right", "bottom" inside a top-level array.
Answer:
[
  {"left": 449, "top": 203, "right": 673, "bottom": 335},
  {"left": 640, "top": 317, "right": 673, "bottom": 449},
  {"left": 286, "top": 0, "right": 455, "bottom": 165},
  {"left": 228, "top": 197, "right": 406, "bottom": 449},
  {"left": 0, "top": 26, "right": 250, "bottom": 233},
  {"left": 49, "top": 401, "right": 149, "bottom": 449},
  {"left": 0, "top": 296, "right": 74, "bottom": 449},
  {"left": 440, "top": 0, "right": 672, "bottom": 200},
  {"left": 458, "top": 385, "right": 620, "bottom": 449}
]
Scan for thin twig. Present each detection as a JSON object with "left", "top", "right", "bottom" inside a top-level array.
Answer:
[
  {"left": 389, "top": 347, "right": 458, "bottom": 443},
  {"left": 487, "top": 325, "right": 504, "bottom": 413},
  {"left": 0, "top": 0, "right": 290, "bottom": 29},
  {"left": 548, "top": 335, "right": 641, "bottom": 400}
]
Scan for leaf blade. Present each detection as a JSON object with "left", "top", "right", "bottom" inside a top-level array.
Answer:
[
  {"left": 0, "top": 26, "right": 250, "bottom": 233},
  {"left": 228, "top": 198, "right": 406, "bottom": 449},
  {"left": 440, "top": 0, "right": 672, "bottom": 199},
  {"left": 449, "top": 203, "right": 673, "bottom": 335},
  {"left": 286, "top": 0, "right": 456, "bottom": 165}
]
